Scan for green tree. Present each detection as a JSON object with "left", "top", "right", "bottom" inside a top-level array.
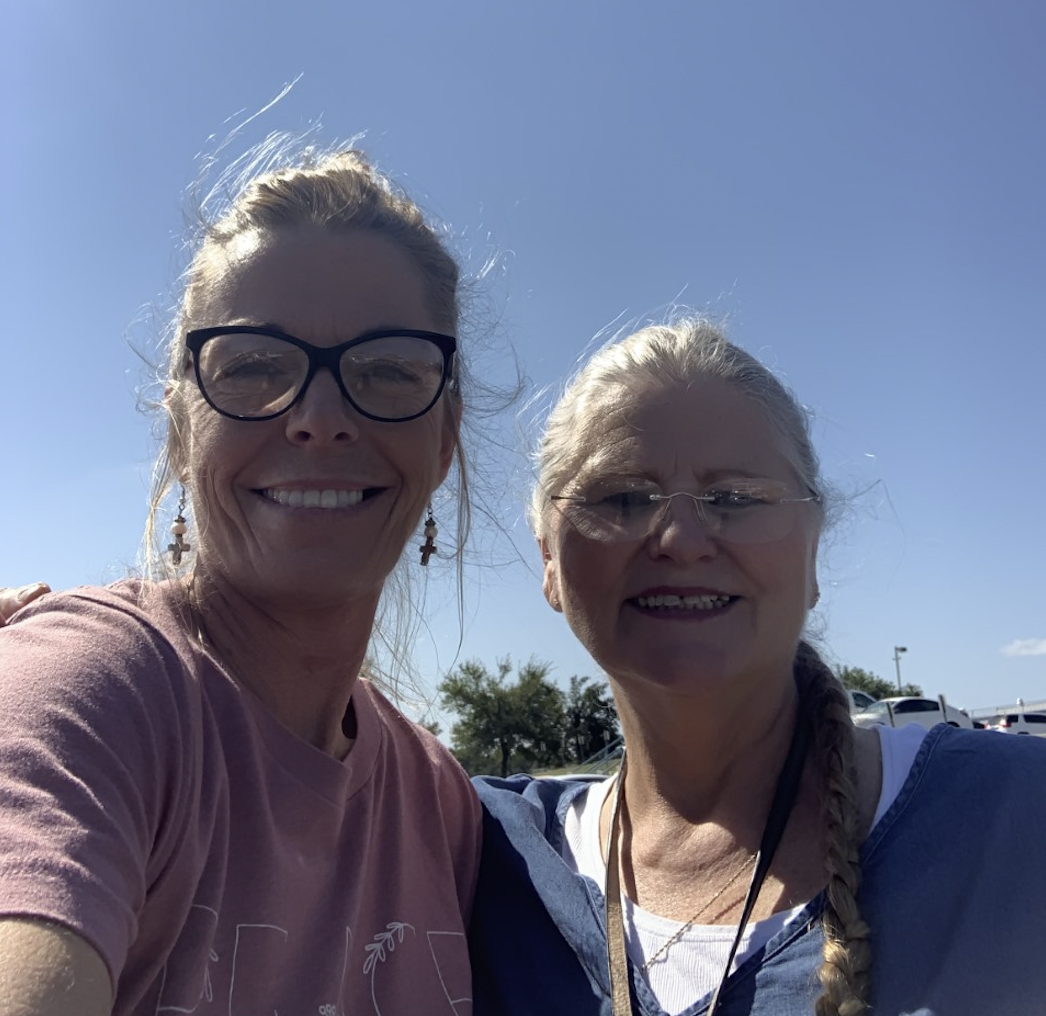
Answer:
[
  {"left": 836, "top": 665, "right": 922, "bottom": 700},
  {"left": 563, "top": 675, "right": 620, "bottom": 764},
  {"left": 438, "top": 659, "right": 566, "bottom": 777},
  {"left": 512, "top": 662, "right": 569, "bottom": 771}
]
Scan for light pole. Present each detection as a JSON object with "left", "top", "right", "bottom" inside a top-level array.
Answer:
[{"left": 893, "top": 646, "right": 908, "bottom": 692}]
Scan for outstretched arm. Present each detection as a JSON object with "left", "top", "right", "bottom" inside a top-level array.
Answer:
[
  {"left": 0, "top": 918, "right": 112, "bottom": 1016},
  {"left": 1, "top": 585, "right": 110, "bottom": 1014}
]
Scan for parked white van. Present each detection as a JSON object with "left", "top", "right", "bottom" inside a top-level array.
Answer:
[{"left": 988, "top": 712, "right": 1046, "bottom": 736}]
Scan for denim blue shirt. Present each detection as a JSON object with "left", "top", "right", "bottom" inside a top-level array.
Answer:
[{"left": 471, "top": 726, "right": 1046, "bottom": 1015}]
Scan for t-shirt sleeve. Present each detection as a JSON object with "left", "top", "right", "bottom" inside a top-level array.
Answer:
[
  {"left": 374, "top": 689, "right": 483, "bottom": 921},
  {"left": 0, "top": 587, "right": 191, "bottom": 984},
  {"left": 433, "top": 734, "right": 482, "bottom": 920}
]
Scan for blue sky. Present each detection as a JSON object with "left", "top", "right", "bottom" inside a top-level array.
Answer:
[{"left": 3, "top": 0, "right": 1044, "bottom": 722}]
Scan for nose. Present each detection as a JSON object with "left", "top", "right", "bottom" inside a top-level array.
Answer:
[
  {"left": 645, "top": 493, "right": 719, "bottom": 562},
  {"left": 284, "top": 368, "right": 361, "bottom": 446}
]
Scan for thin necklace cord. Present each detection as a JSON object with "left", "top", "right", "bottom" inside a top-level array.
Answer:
[
  {"left": 605, "top": 704, "right": 812, "bottom": 1016},
  {"left": 639, "top": 850, "right": 757, "bottom": 973}
]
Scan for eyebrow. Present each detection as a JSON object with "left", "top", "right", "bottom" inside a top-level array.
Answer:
[
  {"left": 223, "top": 318, "right": 284, "bottom": 331},
  {"left": 579, "top": 465, "right": 788, "bottom": 484},
  {"left": 214, "top": 320, "right": 425, "bottom": 340},
  {"left": 702, "top": 469, "right": 786, "bottom": 482}
]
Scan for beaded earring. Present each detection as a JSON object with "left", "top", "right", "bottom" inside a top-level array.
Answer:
[
  {"left": 168, "top": 488, "right": 192, "bottom": 566},
  {"left": 419, "top": 508, "right": 438, "bottom": 566}
]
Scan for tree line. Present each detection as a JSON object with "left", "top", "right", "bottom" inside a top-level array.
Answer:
[
  {"left": 436, "top": 660, "right": 917, "bottom": 777},
  {"left": 836, "top": 665, "right": 922, "bottom": 700},
  {"left": 437, "top": 660, "right": 620, "bottom": 777}
]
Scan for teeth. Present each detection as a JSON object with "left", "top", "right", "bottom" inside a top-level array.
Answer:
[
  {"left": 636, "top": 594, "right": 732, "bottom": 610},
  {"left": 263, "top": 488, "right": 363, "bottom": 509}
]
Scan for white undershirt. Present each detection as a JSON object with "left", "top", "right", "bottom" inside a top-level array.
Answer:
[{"left": 561, "top": 723, "right": 926, "bottom": 1014}]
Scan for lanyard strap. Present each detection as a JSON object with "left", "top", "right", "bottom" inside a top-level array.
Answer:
[
  {"left": 606, "top": 761, "right": 632, "bottom": 1013},
  {"left": 605, "top": 710, "right": 811, "bottom": 1016}
]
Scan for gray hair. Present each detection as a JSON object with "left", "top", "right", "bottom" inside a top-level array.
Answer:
[
  {"left": 530, "top": 316, "right": 872, "bottom": 1014},
  {"left": 530, "top": 316, "right": 825, "bottom": 536}
]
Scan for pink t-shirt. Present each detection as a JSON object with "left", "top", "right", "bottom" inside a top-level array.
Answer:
[{"left": 0, "top": 581, "right": 480, "bottom": 1016}]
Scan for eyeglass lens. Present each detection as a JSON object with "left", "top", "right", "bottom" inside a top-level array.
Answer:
[
  {"left": 553, "top": 481, "right": 806, "bottom": 544},
  {"left": 195, "top": 331, "right": 447, "bottom": 421}
]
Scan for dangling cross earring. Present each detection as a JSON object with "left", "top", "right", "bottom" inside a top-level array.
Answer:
[
  {"left": 168, "top": 488, "right": 192, "bottom": 566},
  {"left": 419, "top": 507, "right": 438, "bottom": 566}
]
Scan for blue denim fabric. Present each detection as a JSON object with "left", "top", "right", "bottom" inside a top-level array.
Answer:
[{"left": 470, "top": 726, "right": 1046, "bottom": 1015}]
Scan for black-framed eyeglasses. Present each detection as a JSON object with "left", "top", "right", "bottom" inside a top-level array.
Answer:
[{"left": 184, "top": 326, "right": 457, "bottom": 423}]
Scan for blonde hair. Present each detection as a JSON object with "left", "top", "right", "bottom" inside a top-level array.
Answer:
[
  {"left": 797, "top": 641, "right": 872, "bottom": 1015},
  {"left": 532, "top": 317, "right": 871, "bottom": 1013},
  {"left": 144, "top": 141, "right": 473, "bottom": 687}
]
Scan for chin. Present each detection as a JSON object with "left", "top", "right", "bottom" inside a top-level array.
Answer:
[
  {"left": 606, "top": 646, "right": 733, "bottom": 691},
  {"left": 621, "top": 642, "right": 795, "bottom": 699},
  {"left": 246, "top": 558, "right": 388, "bottom": 608}
]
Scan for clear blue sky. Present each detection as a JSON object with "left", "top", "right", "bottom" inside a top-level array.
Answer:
[{"left": 3, "top": 0, "right": 1044, "bottom": 722}]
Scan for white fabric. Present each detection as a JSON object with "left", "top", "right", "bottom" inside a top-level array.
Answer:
[
  {"left": 562, "top": 723, "right": 927, "bottom": 1014},
  {"left": 872, "top": 721, "right": 927, "bottom": 827}
]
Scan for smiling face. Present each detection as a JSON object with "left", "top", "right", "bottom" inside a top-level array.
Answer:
[
  {"left": 172, "top": 227, "right": 458, "bottom": 611},
  {"left": 540, "top": 377, "right": 821, "bottom": 700}
]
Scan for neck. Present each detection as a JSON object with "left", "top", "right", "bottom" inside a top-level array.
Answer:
[
  {"left": 183, "top": 570, "right": 379, "bottom": 757},
  {"left": 611, "top": 672, "right": 800, "bottom": 836},
  {"left": 602, "top": 674, "right": 812, "bottom": 921}
]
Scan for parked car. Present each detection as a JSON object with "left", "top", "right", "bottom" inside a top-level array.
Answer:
[
  {"left": 851, "top": 696, "right": 974, "bottom": 730},
  {"left": 987, "top": 712, "right": 1046, "bottom": 736},
  {"left": 847, "top": 689, "right": 878, "bottom": 713}
]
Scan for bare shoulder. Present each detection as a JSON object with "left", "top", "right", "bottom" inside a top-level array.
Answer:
[{"left": 0, "top": 917, "right": 112, "bottom": 1016}]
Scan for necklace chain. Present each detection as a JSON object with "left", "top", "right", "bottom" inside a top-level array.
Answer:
[
  {"left": 638, "top": 851, "right": 758, "bottom": 972},
  {"left": 606, "top": 712, "right": 811, "bottom": 1016}
]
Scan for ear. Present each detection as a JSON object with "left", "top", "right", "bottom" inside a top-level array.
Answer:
[{"left": 538, "top": 535, "right": 563, "bottom": 613}]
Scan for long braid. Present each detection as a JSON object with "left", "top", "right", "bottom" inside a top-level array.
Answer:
[{"left": 796, "top": 641, "right": 873, "bottom": 1015}]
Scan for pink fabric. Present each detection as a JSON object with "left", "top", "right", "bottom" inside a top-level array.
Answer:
[{"left": 0, "top": 581, "right": 480, "bottom": 1016}]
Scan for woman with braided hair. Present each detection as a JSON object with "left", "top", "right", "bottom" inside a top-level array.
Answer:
[
  {"left": 470, "top": 318, "right": 1046, "bottom": 1015},
  {"left": 4, "top": 301, "right": 1045, "bottom": 1013}
]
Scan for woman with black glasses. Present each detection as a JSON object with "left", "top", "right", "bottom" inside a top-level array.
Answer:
[
  {"left": 7, "top": 183, "right": 1045, "bottom": 1016},
  {"left": 0, "top": 148, "right": 480, "bottom": 1015}
]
